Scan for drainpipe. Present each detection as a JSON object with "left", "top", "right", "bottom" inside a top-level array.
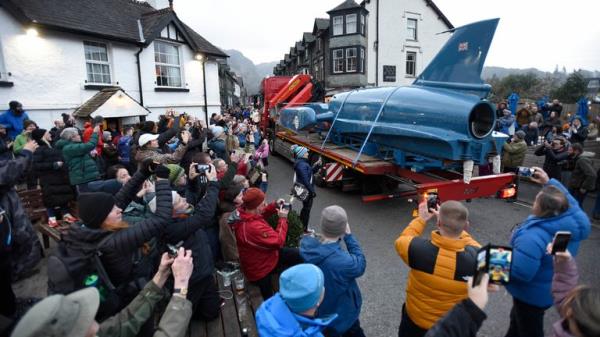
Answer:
[
  {"left": 202, "top": 59, "right": 209, "bottom": 123},
  {"left": 135, "top": 47, "right": 144, "bottom": 107},
  {"left": 375, "top": 0, "right": 380, "bottom": 86},
  {"left": 135, "top": 19, "right": 145, "bottom": 108}
]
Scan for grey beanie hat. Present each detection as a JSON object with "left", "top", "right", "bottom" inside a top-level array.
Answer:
[
  {"left": 515, "top": 130, "right": 526, "bottom": 140},
  {"left": 320, "top": 205, "right": 347, "bottom": 238}
]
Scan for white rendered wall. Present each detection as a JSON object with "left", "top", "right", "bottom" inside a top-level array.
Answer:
[
  {"left": 0, "top": 8, "right": 220, "bottom": 128},
  {"left": 365, "top": 0, "right": 450, "bottom": 87}
]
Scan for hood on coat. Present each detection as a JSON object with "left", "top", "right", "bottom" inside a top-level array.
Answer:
[
  {"left": 300, "top": 236, "right": 339, "bottom": 265},
  {"left": 61, "top": 223, "right": 110, "bottom": 254},
  {"left": 256, "top": 294, "right": 336, "bottom": 337},
  {"left": 519, "top": 200, "right": 590, "bottom": 243}
]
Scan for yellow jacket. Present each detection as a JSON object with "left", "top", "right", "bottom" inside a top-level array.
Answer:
[{"left": 395, "top": 217, "right": 480, "bottom": 330}]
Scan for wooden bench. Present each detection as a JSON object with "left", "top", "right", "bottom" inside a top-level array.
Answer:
[
  {"left": 17, "top": 188, "right": 69, "bottom": 249},
  {"left": 188, "top": 275, "right": 265, "bottom": 337}
]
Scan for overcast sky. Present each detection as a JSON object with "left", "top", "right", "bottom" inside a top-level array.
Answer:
[{"left": 176, "top": 0, "right": 599, "bottom": 72}]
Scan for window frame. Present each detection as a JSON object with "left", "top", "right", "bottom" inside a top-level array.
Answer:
[
  {"left": 346, "top": 47, "right": 357, "bottom": 73},
  {"left": 360, "top": 14, "right": 366, "bottom": 35},
  {"left": 154, "top": 40, "right": 184, "bottom": 88},
  {"left": 333, "top": 16, "right": 344, "bottom": 36},
  {"left": 83, "top": 41, "right": 113, "bottom": 85},
  {"left": 345, "top": 14, "right": 357, "bottom": 34},
  {"left": 360, "top": 47, "right": 365, "bottom": 73},
  {"left": 407, "top": 18, "right": 418, "bottom": 41},
  {"left": 332, "top": 48, "right": 345, "bottom": 74},
  {"left": 406, "top": 51, "right": 417, "bottom": 77}
]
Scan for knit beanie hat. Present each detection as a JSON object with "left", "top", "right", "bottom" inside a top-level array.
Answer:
[
  {"left": 280, "top": 264, "right": 324, "bottom": 313},
  {"left": 78, "top": 192, "right": 115, "bottom": 229},
  {"left": 210, "top": 125, "right": 224, "bottom": 138},
  {"left": 242, "top": 187, "right": 265, "bottom": 210},
  {"left": 320, "top": 205, "right": 347, "bottom": 238},
  {"left": 291, "top": 144, "right": 308, "bottom": 159},
  {"left": 165, "top": 164, "right": 185, "bottom": 184},
  {"left": 31, "top": 128, "right": 47, "bottom": 142},
  {"left": 515, "top": 130, "right": 526, "bottom": 140}
]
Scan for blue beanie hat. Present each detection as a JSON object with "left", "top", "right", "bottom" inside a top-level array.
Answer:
[
  {"left": 291, "top": 144, "right": 308, "bottom": 159},
  {"left": 279, "top": 264, "right": 324, "bottom": 313}
]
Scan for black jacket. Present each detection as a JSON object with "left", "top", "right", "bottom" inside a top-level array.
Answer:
[
  {"left": 62, "top": 172, "right": 172, "bottom": 286},
  {"left": 568, "top": 155, "right": 597, "bottom": 191},
  {"left": 32, "top": 140, "right": 75, "bottom": 208},
  {"left": 0, "top": 135, "right": 12, "bottom": 162},
  {"left": 167, "top": 181, "right": 219, "bottom": 281},
  {"left": 424, "top": 299, "right": 487, "bottom": 337},
  {"left": 534, "top": 145, "right": 569, "bottom": 181}
]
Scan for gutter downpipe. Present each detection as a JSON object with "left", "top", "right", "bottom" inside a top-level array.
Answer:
[
  {"left": 375, "top": 0, "right": 379, "bottom": 86},
  {"left": 202, "top": 58, "right": 209, "bottom": 123},
  {"left": 136, "top": 19, "right": 145, "bottom": 111}
]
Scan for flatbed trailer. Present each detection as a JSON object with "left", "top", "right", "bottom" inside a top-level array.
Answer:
[{"left": 271, "top": 126, "right": 517, "bottom": 204}]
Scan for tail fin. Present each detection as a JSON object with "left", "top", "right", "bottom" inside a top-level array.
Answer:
[{"left": 413, "top": 18, "right": 499, "bottom": 98}]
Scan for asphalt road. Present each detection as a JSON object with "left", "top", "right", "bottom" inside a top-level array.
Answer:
[{"left": 265, "top": 154, "right": 600, "bottom": 337}]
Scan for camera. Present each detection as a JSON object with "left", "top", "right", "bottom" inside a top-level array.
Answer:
[
  {"left": 166, "top": 241, "right": 184, "bottom": 258},
  {"left": 426, "top": 193, "right": 439, "bottom": 213},
  {"left": 282, "top": 202, "right": 292, "bottom": 210},
  {"left": 517, "top": 166, "right": 534, "bottom": 177},
  {"left": 196, "top": 164, "right": 211, "bottom": 174}
]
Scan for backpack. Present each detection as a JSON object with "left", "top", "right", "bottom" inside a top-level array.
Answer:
[{"left": 47, "top": 236, "right": 122, "bottom": 319}]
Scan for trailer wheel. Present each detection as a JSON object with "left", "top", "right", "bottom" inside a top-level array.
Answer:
[{"left": 361, "top": 175, "right": 384, "bottom": 195}]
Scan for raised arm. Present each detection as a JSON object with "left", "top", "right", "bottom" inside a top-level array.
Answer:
[
  {"left": 157, "top": 115, "right": 181, "bottom": 148},
  {"left": 114, "top": 170, "right": 149, "bottom": 210},
  {"left": 168, "top": 182, "right": 220, "bottom": 241}
]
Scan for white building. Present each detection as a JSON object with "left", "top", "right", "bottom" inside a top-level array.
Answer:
[
  {"left": 0, "top": 0, "right": 227, "bottom": 128},
  {"left": 364, "top": 0, "right": 452, "bottom": 87}
]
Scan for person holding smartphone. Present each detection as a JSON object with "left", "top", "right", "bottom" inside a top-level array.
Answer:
[{"left": 505, "top": 167, "right": 591, "bottom": 337}]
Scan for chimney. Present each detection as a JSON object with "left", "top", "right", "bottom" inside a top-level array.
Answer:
[{"left": 145, "top": 0, "right": 171, "bottom": 10}]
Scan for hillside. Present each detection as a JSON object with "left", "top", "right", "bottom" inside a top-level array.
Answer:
[{"left": 224, "top": 49, "right": 277, "bottom": 95}]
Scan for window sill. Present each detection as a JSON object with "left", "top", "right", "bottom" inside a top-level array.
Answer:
[
  {"left": 84, "top": 84, "right": 117, "bottom": 90},
  {"left": 154, "top": 87, "right": 190, "bottom": 92},
  {"left": 405, "top": 75, "right": 416, "bottom": 79},
  {"left": 0, "top": 81, "right": 14, "bottom": 87}
]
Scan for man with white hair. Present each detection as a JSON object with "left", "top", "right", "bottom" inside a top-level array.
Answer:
[
  {"left": 49, "top": 119, "right": 65, "bottom": 145},
  {"left": 56, "top": 125, "right": 101, "bottom": 192}
]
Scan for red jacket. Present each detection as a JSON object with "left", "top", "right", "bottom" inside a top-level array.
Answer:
[
  {"left": 82, "top": 122, "right": 103, "bottom": 155},
  {"left": 234, "top": 202, "right": 287, "bottom": 281}
]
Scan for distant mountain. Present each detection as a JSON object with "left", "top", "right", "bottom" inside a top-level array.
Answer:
[
  {"left": 224, "top": 49, "right": 278, "bottom": 96},
  {"left": 483, "top": 66, "right": 600, "bottom": 80}
]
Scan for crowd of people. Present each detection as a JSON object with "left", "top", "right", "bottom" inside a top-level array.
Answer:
[{"left": 0, "top": 98, "right": 598, "bottom": 337}]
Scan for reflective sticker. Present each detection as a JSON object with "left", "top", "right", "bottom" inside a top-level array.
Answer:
[{"left": 458, "top": 42, "right": 469, "bottom": 52}]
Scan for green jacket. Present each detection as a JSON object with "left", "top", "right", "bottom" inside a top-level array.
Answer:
[
  {"left": 12, "top": 131, "right": 30, "bottom": 154},
  {"left": 56, "top": 132, "right": 100, "bottom": 185},
  {"left": 98, "top": 281, "right": 192, "bottom": 337},
  {"left": 501, "top": 139, "right": 527, "bottom": 168},
  {"left": 568, "top": 155, "right": 597, "bottom": 191}
]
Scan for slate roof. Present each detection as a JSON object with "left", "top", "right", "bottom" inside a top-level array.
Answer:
[
  {"left": 423, "top": 0, "right": 453, "bottom": 29},
  {"left": 1, "top": 0, "right": 227, "bottom": 57},
  {"left": 328, "top": 0, "right": 361, "bottom": 13},
  {"left": 303, "top": 32, "right": 315, "bottom": 44},
  {"left": 295, "top": 41, "right": 304, "bottom": 52},
  {"left": 314, "top": 18, "right": 329, "bottom": 31},
  {"left": 73, "top": 87, "right": 150, "bottom": 118}
]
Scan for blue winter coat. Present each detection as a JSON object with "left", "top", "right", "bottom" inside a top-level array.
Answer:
[
  {"left": 498, "top": 114, "right": 515, "bottom": 135},
  {"left": 0, "top": 109, "right": 30, "bottom": 140},
  {"left": 506, "top": 179, "right": 590, "bottom": 308},
  {"left": 293, "top": 158, "right": 315, "bottom": 194},
  {"left": 300, "top": 234, "right": 366, "bottom": 334},
  {"left": 256, "top": 293, "right": 337, "bottom": 337},
  {"left": 117, "top": 135, "right": 132, "bottom": 164}
]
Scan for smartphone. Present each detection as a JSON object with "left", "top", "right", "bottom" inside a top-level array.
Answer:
[
  {"left": 472, "top": 244, "right": 513, "bottom": 286},
  {"left": 426, "top": 192, "right": 439, "bottom": 213},
  {"left": 166, "top": 241, "right": 184, "bottom": 258},
  {"left": 517, "top": 166, "right": 534, "bottom": 177},
  {"left": 551, "top": 231, "right": 571, "bottom": 255},
  {"left": 196, "top": 164, "right": 211, "bottom": 174}
]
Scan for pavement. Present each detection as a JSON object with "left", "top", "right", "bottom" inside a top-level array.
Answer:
[{"left": 13, "top": 154, "right": 600, "bottom": 337}]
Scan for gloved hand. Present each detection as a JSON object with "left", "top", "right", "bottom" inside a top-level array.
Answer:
[
  {"left": 140, "top": 158, "right": 157, "bottom": 175},
  {"left": 154, "top": 164, "right": 170, "bottom": 180}
]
